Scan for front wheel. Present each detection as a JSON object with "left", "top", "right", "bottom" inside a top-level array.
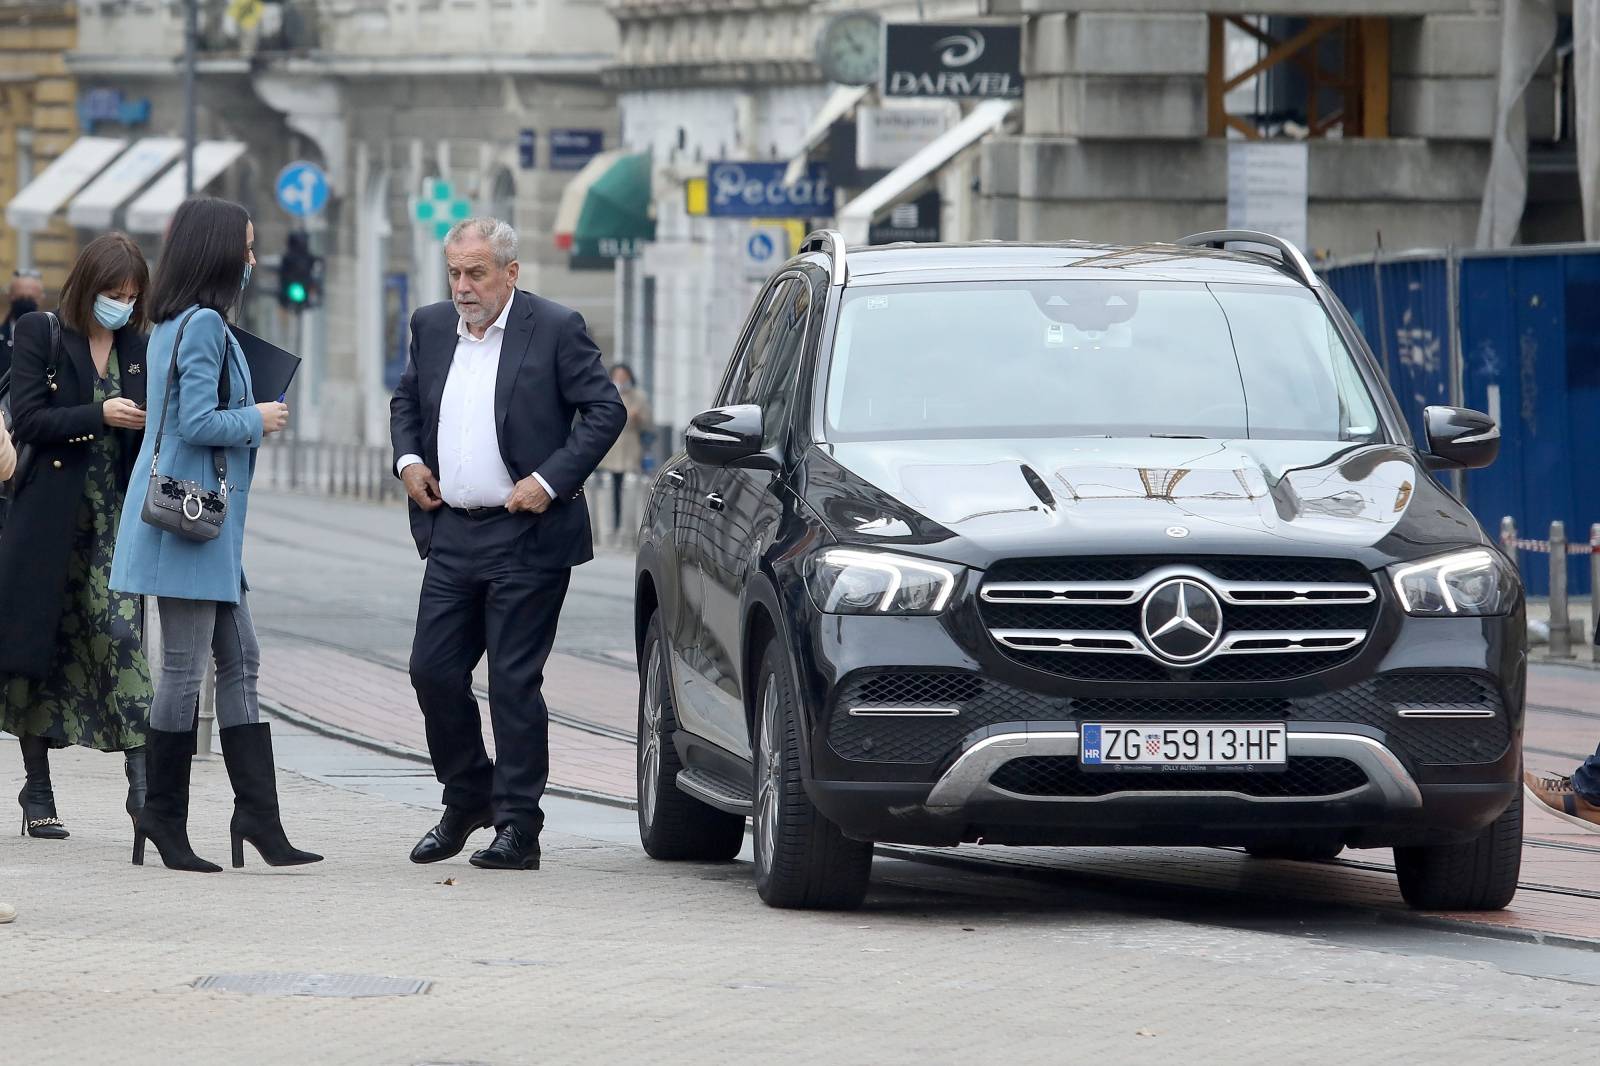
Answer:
[
  {"left": 1393, "top": 788, "right": 1523, "bottom": 911},
  {"left": 752, "top": 640, "right": 873, "bottom": 910},
  {"left": 636, "top": 613, "right": 745, "bottom": 861}
]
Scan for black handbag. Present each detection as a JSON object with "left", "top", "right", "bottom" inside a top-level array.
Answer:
[
  {"left": 0, "top": 311, "right": 60, "bottom": 501},
  {"left": 140, "top": 309, "right": 230, "bottom": 543}
]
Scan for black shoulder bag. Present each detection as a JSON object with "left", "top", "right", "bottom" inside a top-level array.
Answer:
[
  {"left": 140, "top": 309, "right": 230, "bottom": 542},
  {"left": 0, "top": 311, "right": 62, "bottom": 501}
]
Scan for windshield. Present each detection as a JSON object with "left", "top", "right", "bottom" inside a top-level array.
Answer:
[{"left": 823, "top": 281, "right": 1386, "bottom": 444}]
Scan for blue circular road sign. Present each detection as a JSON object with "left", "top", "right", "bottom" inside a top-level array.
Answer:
[{"left": 276, "top": 161, "right": 330, "bottom": 218}]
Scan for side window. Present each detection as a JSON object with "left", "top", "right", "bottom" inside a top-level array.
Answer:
[
  {"left": 753, "top": 279, "right": 812, "bottom": 450},
  {"left": 723, "top": 275, "right": 800, "bottom": 404}
]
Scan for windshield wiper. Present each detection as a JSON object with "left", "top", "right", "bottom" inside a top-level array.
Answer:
[{"left": 1148, "top": 433, "right": 1208, "bottom": 439}]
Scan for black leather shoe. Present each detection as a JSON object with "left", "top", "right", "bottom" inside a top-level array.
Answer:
[
  {"left": 409, "top": 805, "right": 493, "bottom": 864},
  {"left": 469, "top": 824, "right": 541, "bottom": 870}
]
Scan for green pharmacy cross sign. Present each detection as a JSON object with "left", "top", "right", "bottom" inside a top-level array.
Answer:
[{"left": 414, "top": 180, "right": 473, "bottom": 240}]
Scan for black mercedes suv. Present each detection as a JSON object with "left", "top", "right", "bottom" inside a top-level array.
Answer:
[{"left": 632, "top": 230, "right": 1524, "bottom": 912}]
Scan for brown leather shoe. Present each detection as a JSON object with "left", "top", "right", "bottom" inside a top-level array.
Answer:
[{"left": 1523, "top": 769, "right": 1600, "bottom": 833}]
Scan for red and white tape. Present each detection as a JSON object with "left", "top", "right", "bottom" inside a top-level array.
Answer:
[{"left": 1507, "top": 538, "right": 1599, "bottom": 555}]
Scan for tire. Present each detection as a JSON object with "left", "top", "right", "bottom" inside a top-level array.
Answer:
[
  {"left": 1393, "top": 787, "right": 1523, "bottom": 911},
  {"left": 636, "top": 613, "right": 745, "bottom": 861},
  {"left": 1245, "top": 841, "right": 1344, "bottom": 862},
  {"left": 752, "top": 639, "right": 874, "bottom": 910}
]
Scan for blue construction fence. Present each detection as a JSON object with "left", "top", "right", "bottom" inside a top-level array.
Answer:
[{"left": 1321, "top": 246, "right": 1600, "bottom": 598}]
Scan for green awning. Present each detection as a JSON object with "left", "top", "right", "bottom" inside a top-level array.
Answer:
[{"left": 554, "top": 150, "right": 655, "bottom": 270}]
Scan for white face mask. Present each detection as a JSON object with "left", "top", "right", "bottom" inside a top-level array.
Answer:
[{"left": 94, "top": 294, "right": 135, "bottom": 331}]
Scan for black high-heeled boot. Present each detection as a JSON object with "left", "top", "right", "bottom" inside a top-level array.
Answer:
[
  {"left": 133, "top": 728, "right": 220, "bottom": 873},
  {"left": 124, "top": 747, "right": 147, "bottom": 826},
  {"left": 220, "top": 722, "right": 322, "bottom": 869},
  {"left": 17, "top": 736, "right": 68, "bottom": 840}
]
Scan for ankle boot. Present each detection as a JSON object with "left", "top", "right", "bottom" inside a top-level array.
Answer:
[
  {"left": 133, "top": 728, "right": 220, "bottom": 873},
  {"left": 220, "top": 722, "right": 322, "bottom": 869},
  {"left": 124, "top": 747, "right": 147, "bottom": 825},
  {"left": 17, "top": 736, "right": 68, "bottom": 840}
]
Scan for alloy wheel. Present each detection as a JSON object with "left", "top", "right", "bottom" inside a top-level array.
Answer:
[
  {"left": 640, "top": 642, "right": 664, "bottom": 831},
  {"left": 755, "top": 680, "right": 782, "bottom": 874}
]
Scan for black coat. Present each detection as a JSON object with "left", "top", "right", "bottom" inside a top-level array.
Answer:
[
  {"left": 389, "top": 290, "right": 626, "bottom": 565},
  {"left": 0, "top": 312, "right": 149, "bottom": 677}
]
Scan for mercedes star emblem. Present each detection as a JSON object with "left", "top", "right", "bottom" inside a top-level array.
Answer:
[
  {"left": 1166, "top": 525, "right": 1190, "bottom": 539},
  {"left": 1140, "top": 578, "right": 1224, "bottom": 664}
]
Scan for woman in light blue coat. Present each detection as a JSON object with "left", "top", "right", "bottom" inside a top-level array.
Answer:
[{"left": 111, "top": 197, "right": 320, "bottom": 874}]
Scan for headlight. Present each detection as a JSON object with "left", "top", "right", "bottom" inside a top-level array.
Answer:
[
  {"left": 806, "top": 548, "right": 962, "bottom": 615},
  {"left": 1389, "top": 549, "right": 1518, "bottom": 616}
]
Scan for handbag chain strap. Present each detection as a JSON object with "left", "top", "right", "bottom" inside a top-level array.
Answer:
[{"left": 148, "top": 308, "right": 228, "bottom": 492}]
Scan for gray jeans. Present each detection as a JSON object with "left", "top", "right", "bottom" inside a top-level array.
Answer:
[{"left": 149, "top": 591, "right": 262, "bottom": 733}]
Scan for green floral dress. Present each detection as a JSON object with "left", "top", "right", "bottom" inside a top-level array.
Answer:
[{"left": 0, "top": 357, "right": 152, "bottom": 751}]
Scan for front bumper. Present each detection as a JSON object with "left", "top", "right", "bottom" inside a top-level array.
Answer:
[{"left": 794, "top": 607, "right": 1524, "bottom": 849}]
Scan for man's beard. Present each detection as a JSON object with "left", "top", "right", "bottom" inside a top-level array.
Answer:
[{"left": 455, "top": 298, "right": 495, "bottom": 327}]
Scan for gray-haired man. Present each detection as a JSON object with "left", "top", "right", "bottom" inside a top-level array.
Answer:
[{"left": 390, "top": 218, "right": 625, "bottom": 870}]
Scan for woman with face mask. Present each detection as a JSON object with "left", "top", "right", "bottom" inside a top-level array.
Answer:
[
  {"left": 0, "top": 232, "right": 154, "bottom": 840},
  {"left": 111, "top": 197, "right": 318, "bottom": 874}
]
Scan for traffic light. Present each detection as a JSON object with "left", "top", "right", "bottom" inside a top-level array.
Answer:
[{"left": 277, "top": 230, "right": 323, "bottom": 311}]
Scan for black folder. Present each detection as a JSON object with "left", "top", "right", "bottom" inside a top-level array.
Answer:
[{"left": 229, "top": 326, "right": 302, "bottom": 402}]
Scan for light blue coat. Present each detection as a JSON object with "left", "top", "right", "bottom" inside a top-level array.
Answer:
[{"left": 110, "top": 306, "right": 265, "bottom": 604}]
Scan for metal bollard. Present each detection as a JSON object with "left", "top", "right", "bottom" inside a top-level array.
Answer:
[
  {"left": 195, "top": 663, "right": 218, "bottom": 757},
  {"left": 620, "top": 473, "right": 646, "bottom": 548},
  {"left": 1550, "top": 521, "right": 1574, "bottom": 659},
  {"left": 1592, "top": 524, "right": 1600, "bottom": 649},
  {"left": 585, "top": 474, "right": 604, "bottom": 541},
  {"left": 1500, "top": 516, "right": 1518, "bottom": 571}
]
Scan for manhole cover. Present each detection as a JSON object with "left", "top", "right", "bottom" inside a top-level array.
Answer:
[{"left": 193, "top": 973, "right": 432, "bottom": 998}]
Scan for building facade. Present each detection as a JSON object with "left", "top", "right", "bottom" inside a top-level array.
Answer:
[
  {"left": 9, "top": 0, "right": 620, "bottom": 443},
  {"left": 1, "top": 0, "right": 79, "bottom": 289}
]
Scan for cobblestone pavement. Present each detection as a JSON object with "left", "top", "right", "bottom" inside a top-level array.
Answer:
[{"left": 3, "top": 732, "right": 1600, "bottom": 1066}]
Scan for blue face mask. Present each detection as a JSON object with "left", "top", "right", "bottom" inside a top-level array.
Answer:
[
  {"left": 94, "top": 294, "right": 135, "bottom": 331},
  {"left": 241, "top": 262, "right": 253, "bottom": 291}
]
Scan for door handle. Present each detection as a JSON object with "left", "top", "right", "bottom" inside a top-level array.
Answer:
[{"left": 705, "top": 492, "right": 726, "bottom": 512}]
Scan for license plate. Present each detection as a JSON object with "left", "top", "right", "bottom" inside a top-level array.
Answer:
[{"left": 1080, "top": 723, "right": 1287, "bottom": 771}]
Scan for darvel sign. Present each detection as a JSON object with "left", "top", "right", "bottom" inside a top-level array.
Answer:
[
  {"left": 882, "top": 24, "right": 1024, "bottom": 100},
  {"left": 706, "top": 162, "right": 834, "bottom": 218}
]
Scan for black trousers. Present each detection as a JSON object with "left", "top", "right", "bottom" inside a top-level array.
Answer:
[{"left": 409, "top": 507, "right": 571, "bottom": 836}]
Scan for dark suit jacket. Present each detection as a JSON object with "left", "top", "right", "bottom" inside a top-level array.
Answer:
[
  {"left": 389, "top": 289, "right": 626, "bottom": 565},
  {"left": 0, "top": 313, "right": 148, "bottom": 676}
]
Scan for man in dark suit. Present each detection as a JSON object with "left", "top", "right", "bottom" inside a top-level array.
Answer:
[{"left": 390, "top": 218, "right": 625, "bottom": 871}]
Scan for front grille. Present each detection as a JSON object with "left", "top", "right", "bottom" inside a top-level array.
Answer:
[
  {"left": 980, "top": 555, "right": 1378, "bottom": 682},
  {"left": 988, "top": 755, "right": 1369, "bottom": 798}
]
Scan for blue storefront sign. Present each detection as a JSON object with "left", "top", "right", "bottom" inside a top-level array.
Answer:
[
  {"left": 383, "top": 272, "right": 410, "bottom": 392},
  {"left": 518, "top": 129, "right": 536, "bottom": 170},
  {"left": 706, "top": 162, "right": 834, "bottom": 218},
  {"left": 550, "top": 129, "right": 603, "bottom": 171},
  {"left": 78, "top": 89, "right": 151, "bottom": 132}
]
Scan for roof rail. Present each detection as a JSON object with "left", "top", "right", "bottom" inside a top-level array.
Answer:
[
  {"left": 1173, "top": 229, "right": 1319, "bottom": 289},
  {"left": 799, "top": 229, "right": 848, "bottom": 287}
]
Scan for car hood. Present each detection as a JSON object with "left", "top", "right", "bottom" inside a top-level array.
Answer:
[{"left": 802, "top": 437, "right": 1485, "bottom": 570}]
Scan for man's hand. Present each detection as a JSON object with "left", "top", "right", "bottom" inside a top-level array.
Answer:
[
  {"left": 507, "top": 474, "right": 552, "bottom": 515},
  {"left": 402, "top": 463, "right": 445, "bottom": 511}
]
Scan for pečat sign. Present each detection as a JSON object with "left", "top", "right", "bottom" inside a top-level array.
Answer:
[{"left": 882, "top": 24, "right": 1024, "bottom": 100}]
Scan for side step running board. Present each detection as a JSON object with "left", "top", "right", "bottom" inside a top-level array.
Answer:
[{"left": 676, "top": 768, "right": 754, "bottom": 816}]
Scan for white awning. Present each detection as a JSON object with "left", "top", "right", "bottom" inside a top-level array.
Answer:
[
  {"left": 4, "top": 136, "right": 128, "bottom": 232},
  {"left": 838, "top": 99, "right": 1018, "bottom": 246},
  {"left": 783, "top": 84, "right": 873, "bottom": 187},
  {"left": 67, "top": 137, "right": 186, "bottom": 230},
  {"left": 125, "top": 141, "right": 247, "bottom": 234}
]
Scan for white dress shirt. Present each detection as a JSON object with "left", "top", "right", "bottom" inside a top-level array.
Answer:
[{"left": 397, "top": 296, "right": 553, "bottom": 507}]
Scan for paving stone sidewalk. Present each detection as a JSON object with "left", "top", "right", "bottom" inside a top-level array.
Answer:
[{"left": 3, "top": 734, "right": 1600, "bottom": 1066}]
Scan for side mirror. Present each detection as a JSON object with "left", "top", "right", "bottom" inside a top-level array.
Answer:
[
  {"left": 1422, "top": 406, "right": 1500, "bottom": 470},
  {"left": 685, "top": 405, "right": 779, "bottom": 470}
]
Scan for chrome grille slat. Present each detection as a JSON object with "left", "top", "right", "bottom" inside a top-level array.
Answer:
[{"left": 979, "top": 557, "right": 1378, "bottom": 680}]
